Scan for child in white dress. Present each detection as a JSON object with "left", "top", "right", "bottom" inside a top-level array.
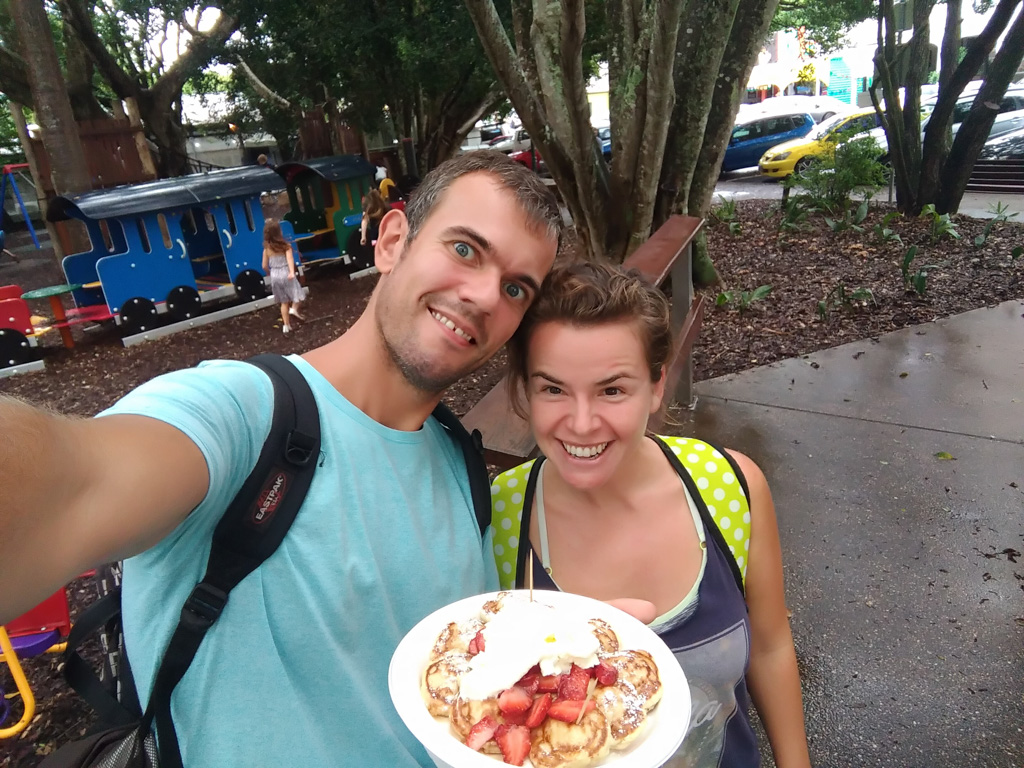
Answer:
[{"left": 262, "top": 219, "right": 305, "bottom": 334}]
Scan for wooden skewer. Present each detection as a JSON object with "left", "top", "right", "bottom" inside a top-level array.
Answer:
[
  {"left": 576, "top": 678, "right": 598, "bottom": 725},
  {"left": 527, "top": 554, "right": 534, "bottom": 602}
]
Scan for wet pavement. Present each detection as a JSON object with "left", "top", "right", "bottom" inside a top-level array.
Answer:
[{"left": 677, "top": 299, "right": 1024, "bottom": 768}]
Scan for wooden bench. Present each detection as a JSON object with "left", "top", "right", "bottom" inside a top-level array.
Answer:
[{"left": 462, "top": 215, "right": 706, "bottom": 470}]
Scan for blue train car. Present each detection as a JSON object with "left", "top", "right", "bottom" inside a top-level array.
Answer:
[
  {"left": 274, "top": 155, "right": 376, "bottom": 271},
  {"left": 47, "top": 166, "right": 283, "bottom": 335}
]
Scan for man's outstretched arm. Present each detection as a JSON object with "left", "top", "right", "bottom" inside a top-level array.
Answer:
[{"left": 0, "top": 396, "right": 209, "bottom": 623}]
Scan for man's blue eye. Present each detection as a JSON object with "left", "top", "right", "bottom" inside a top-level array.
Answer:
[
  {"left": 504, "top": 283, "right": 525, "bottom": 300},
  {"left": 454, "top": 242, "right": 473, "bottom": 258}
]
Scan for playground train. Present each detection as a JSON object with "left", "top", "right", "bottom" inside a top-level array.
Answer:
[{"left": 1, "top": 155, "right": 376, "bottom": 368}]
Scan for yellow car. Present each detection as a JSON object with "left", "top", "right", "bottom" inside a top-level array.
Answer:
[{"left": 758, "top": 108, "right": 883, "bottom": 178}]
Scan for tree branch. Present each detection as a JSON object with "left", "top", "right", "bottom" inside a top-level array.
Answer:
[
  {"left": 235, "top": 57, "right": 293, "bottom": 110},
  {"left": 0, "top": 43, "right": 34, "bottom": 107},
  {"left": 153, "top": 10, "right": 239, "bottom": 99},
  {"left": 61, "top": 0, "right": 139, "bottom": 98}
]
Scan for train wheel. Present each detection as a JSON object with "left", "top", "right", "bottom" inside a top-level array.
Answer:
[
  {"left": 346, "top": 229, "right": 373, "bottom": 271},
  {"left": 165, "top": 285, "right": 202, "bottom": 322},
  {"left": 0, "top": 328, "right": 36, "bottom": 367},
  {"left": 234, "top": 269, "right": 268, "bottom": 302},
  {"left": 119, "top": 297, "right": 159, "bottom": 336}
]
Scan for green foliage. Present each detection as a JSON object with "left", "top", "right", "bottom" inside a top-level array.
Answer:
[
  {"left": 778, "top": 195, "right": 816, "bottom": 236},
  {"left": 770, "top": 0, "right": 875, "bottom": 53},
  {"left": 920, "top": 204, "right": 961, "bottom": 244},
  {"left": 784, "top": 133, "right": 887, "bottom": 213},
  {"left": 710, "top": 195, "right": 742, "bottom": 235},
  {"left": 900, "top": 245, "right": 940, "bottom": 296},
  {"left": 716, "top": 285, "right": 772, "bottom": 313},
  {"left": 824, "top": 198, "right": 870, "bottom": 233},
  {"left": 0, "top": 96, "right": 22, "bottom": 161},
  {"left": 973, "top": 202, "right": 1018, "bottom": 247},
  {"left": 816, "top": 283, "right": 875, "bottom": 320},
  {"left": 1012, "top": 245, "right": 1023, "bottom": 260},
  {"left": 873, "top": 210, "right": 903, "bottom": 244}
]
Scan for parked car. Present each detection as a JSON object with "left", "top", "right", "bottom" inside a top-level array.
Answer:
[
  {"left": 510, "top": 147, "right": 545, "bottom": 173},
  {"left": 979, "top": 125, "right": 1024, "bottom": 159},
  {"left": 490, "top": 128, "right": 532, "bottom": 154},
  {"left": 864, "top": 89, "right": 1024, "bottom": 157},
  {"left": 722, "top": 112, "right": 815, "bottom": 172},
  {"left": 759, "top": 108, "right": 884, "bottom": 178},
  {"left": 741, "top": 95, "right": 850, "bottom": 123}
]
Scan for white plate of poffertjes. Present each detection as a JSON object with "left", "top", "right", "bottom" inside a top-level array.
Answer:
[{"left": 389, "top": 590, "right": 690, "bottom": 768}]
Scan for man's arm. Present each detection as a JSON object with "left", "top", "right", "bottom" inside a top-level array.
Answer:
[{"left": 0, "top": 397, "right": 209, "bottom": 624}]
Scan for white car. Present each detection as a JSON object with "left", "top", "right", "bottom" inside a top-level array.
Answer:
[
  {"left": 740, "top": 95, "right": 851, "bottom": 123},
  {"left": 864, "top": 88, "right": 1024, "bottom": 156}
]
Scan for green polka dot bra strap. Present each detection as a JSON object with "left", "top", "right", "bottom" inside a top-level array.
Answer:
[
  {"left": 490, "top": 460, "right": 536, "bottom": 589},
  {"left": 488, "top": 437, "right": 752, "bottom": 592},
  {"left": 653, "top": 436, "right": 750, "bottom": 593}
]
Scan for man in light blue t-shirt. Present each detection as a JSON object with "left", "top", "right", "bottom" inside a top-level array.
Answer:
[{"left": 0, "top": 151, "right": 560, "bottom": 767}]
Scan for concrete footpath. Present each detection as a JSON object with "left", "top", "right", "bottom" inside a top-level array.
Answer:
[{"left": 677, "top": 299, "right": 1024, "bottom": 767}]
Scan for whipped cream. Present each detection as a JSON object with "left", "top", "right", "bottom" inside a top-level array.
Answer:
[{"left": 458, "top": 598, "right": 600, "bottom": 700}]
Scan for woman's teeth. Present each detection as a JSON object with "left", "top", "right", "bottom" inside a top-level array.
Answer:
[
  {"left": 562, "top": 442, "right": 608, "bottom": 459},
  {"left": 431, "top": 311, "right": 474, "bottom": 342}
]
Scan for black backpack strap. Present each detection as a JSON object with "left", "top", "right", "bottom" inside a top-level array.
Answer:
[
  {"left": 149, "top": 354, "right": 321, "bottom": 768},
  {"left": 653, "top": 437, "right": 746, "bottom": 598},
  {"left": 61, "top": 588, "right": 140, "bottom": 727},
  {"left": 513, "top": 457, "right": 545, "bottom": 588},
  {"left": 432, "top": 401, "right": 490, "bottom": 535}
]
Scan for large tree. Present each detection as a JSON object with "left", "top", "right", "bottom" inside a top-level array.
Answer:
[
  {"left": 873, "top": 0, "right": 1024, "bottom": 214},
  {"left": 230, "top": 0, "right": 505, "bottom": 174},
  {"left": 466, "top": 0, "right": 783, "bottom": 274},
  {"left": 60, "top": 0, "right": 239, "bottom": 176},
  {"left": 9, "top": 0, "right": 91, "bottom": 254}
]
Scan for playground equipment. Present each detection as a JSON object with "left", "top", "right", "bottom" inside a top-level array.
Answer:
[
  {"left": 1, "top": 589, "right": 72, "bottom": 738},
  {"left": 274, "top": 155, "right": 376, "bottom": 272},
  {"left": 46, "top": 165, "right": 283, "bottom": 338},
  {"left": 0, "top": 283, "right": 47, "bottom": 376}
]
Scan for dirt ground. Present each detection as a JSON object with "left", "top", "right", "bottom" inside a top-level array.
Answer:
[{"left": 1, "top": 200, "right": 1022, "bottom": 766}]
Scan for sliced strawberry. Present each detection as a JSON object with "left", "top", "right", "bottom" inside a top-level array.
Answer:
[
  {"left": 494, "top": 723, "right": 531, "bottom": 766},
  {"left": 524, "top": 692, "right": 553, "bottom": 728},
  {"left": 547, "top": 698, "right": 597, "bottom": 723},
  {"left": 501, "top": 708, "right": 528, "bottom": 726},
  {"left": 497, "top": 685, "right": 533, "bottom": 716},
  {"left": 536, "top": 674, "right": 560, "bottom": 693},
  {"left": 467, "top": 630, "right": 486, "bottom": 655},
  {"left": 466, "top": 715, "right": 499, "bottom": 751},
  {"left": 515, "top": 667, "right": 541, "bottom": 695},
  {"left": 594, "top": 660, "right": 618, "bottom": 686},
  {"left": 557, "top": 664, "right": 591, "bottom": 700}
]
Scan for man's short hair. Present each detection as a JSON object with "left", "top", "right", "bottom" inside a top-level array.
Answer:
[{"left": 404, "top": 151, "right": 562, "bottom": 247}]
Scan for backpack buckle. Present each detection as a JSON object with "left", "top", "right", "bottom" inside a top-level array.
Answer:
[
  {"left": 181, "top": 583, "right": 228, "bottom": 629},
  {"left": 285, "top": 430, "right": 316, "bottom": 467}
]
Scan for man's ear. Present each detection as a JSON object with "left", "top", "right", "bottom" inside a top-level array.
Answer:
[
  {"left": 650, "top": 365, "right": 667, "bottom": 414},
  {"left": 374, "top": 209, "right": 408, "bottom": 275}
]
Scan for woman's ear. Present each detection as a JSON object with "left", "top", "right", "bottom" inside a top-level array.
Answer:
[
  {"left": 374, "top": 209, "right": 408, "bottom": 275},
  {"left": 650, "top": 365, "right": 667, "bottom": 414}
]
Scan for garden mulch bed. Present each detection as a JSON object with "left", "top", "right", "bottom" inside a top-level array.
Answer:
[{"left": 2, "top": 200, "right": 1021, "bottom": 766}]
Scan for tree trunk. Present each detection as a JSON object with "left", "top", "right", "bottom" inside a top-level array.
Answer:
[
  {"left": 685, "top": 0, "right": 783, "bottom": 286},
  {"left": 10, "top": 0, "right": 92, "bottom": 256},
  {"left": 138, "top": 92, "right": 190, "bottom": 177},
  {"left": 936, "top": 6, "right": 1024, "bottom": 212},
  {"left": 0, "top": 45, "right": 35, "bottom": 107},
  {"left": 657, "top": 0, "right": 742, "bottom": 225},
  {"left": 62, "top": 7, "right": 108, "bottom": 121}
]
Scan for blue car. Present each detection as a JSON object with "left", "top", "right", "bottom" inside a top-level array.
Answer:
[{"left": 722, "top": 112, "right": 815, "bottom": 172}]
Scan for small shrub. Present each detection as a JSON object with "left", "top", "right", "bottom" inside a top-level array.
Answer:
[
  {"left": 973, "top": 202, "right": 1018, "bottom": 247},
  {"left": 817, "top": 283, "right": 875, "bottom": 320},
  {"left": 873, "top": 211, "right": 903, "bottom": 245},
  {"left": 715, "top": 285, "right": 772, "bottom": 313},
  {"left": 900, "top": 245, "right": 940, "bottom": 297},
  {"left": 784, "top": 131, "right": 887, "bottom": 213},
  {"left": 920, "top": 204, "right": 960, "bottom": 244}
]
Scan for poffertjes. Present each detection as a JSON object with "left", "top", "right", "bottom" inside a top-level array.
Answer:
[{"left": 419, "top": 594, "right": 663, "bottom": 767}]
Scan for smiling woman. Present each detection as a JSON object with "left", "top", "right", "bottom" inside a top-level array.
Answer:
[{"left": 489, "top": 260, "right": 813, "bottom": 768}]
